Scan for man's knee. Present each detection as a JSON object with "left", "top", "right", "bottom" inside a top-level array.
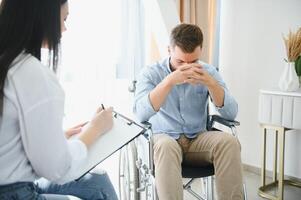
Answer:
[
  {"left": 216, "top": 133, "right": 241, "bottom": 154},
  {"left": 153, "top": 134, "right": 182, "bottom": 159}
]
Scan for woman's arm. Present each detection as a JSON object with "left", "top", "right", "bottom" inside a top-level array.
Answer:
[
  {"left": 12, "top": 56, "right": 112, "bottom": 183},
  {"left": 78, "top": 107, "right": 113, "bottom": 148}
]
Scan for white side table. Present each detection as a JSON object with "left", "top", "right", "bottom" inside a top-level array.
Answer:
[{"left": 258, "top": 88, "right": 301, "bottom": 200}]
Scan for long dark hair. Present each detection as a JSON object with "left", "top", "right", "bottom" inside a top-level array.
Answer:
[{"left": 0, "top": 0, "right": 67, "bottom": 115}]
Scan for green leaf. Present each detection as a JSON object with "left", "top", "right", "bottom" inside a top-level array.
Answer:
[{"left": 295, "top": 56, "right": 301, "bottom": 76}]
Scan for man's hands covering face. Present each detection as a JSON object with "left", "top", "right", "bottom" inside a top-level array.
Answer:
[{"left": 167, "top": 63, "right": 216, "bottom": 87}]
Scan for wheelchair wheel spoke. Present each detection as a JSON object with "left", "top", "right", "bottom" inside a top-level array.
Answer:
[{"left": 119, "top": 141, "right": 139, "bottom": 200}]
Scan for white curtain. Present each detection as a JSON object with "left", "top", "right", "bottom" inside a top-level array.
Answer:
[
  {"left": 59, "top": 0, "right": 146, "bottom": 126},
  {"left": 116, "top": 0, "right": 145, "bottom": 82},
  {"left": 60, "top": 0, "right": 122, "bottom": 126},
  {"left": 56, "top": 0, "right": 146, "bottom": 193}
]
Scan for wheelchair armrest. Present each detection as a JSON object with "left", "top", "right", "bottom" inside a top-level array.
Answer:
[
  {"left": 207, "top": 115, "right": 240, "bottom": 130},
  {"left": 141, "top": 121, "right": 152, "bottom": 128},
  {"left": 139, "top": 121, "right": 153, "bottom": 139}
]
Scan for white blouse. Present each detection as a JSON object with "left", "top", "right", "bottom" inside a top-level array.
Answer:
[{"left": 0, "top": 53, "right": 87, "bottom": 185}]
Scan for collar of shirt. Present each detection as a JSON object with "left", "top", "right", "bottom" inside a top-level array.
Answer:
[{"left": 166, "top": 57, "right": 173, "bottom": 73}]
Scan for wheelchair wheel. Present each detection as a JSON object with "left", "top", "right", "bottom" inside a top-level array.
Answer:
[{"left": 119, "top": 141, "right": 139, "bottom": 200}]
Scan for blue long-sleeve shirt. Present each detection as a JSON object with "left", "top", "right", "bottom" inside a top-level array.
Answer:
[{"left": 133, "top": 57, "right": 238, "bottom": 139}]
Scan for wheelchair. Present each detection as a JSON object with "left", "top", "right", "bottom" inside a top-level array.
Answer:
[{"left": 119, "top": 112, "right": 247, "bottom": 200}]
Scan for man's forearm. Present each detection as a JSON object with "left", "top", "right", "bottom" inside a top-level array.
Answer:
[
  {"left": 208, "top": 81, "right": 225, "bottom": 107},
  {"left": 149, "top": 78, "right": 173, "bottom": 111}
]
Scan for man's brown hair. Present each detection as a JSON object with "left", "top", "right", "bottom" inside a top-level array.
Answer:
[{"left": 170, "top": 23, "right": 203, "bottom": 53}]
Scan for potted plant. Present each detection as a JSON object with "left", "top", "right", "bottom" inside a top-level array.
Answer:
[{"left": 279, "top": 28, "right": 301, "bottom": 91}]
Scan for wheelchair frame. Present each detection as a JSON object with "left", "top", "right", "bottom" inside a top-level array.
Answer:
[{"left": 119, "top": 114, "right": 247, "bottom": 200}]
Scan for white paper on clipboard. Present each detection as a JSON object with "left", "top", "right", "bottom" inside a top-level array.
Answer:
[{"left": 69, "top": 111, "right": 146, "bottom": 180}]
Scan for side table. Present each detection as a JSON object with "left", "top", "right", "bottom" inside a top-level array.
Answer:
[{"left": 258, "top": 88, "right": 301, "bottom": 200}]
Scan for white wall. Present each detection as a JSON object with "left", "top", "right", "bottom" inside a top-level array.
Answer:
[{"left": 219, "top": 0, "right": 301, "bottom": 178}]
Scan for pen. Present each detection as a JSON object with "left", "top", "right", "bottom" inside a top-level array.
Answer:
[{"left": 101, "top": 103, "right": 105, "bottom": 110}]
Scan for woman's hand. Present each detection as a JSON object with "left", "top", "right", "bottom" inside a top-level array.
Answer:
[
  {"left": 88, "top": 107, "right": 114, "bottom": 136},
  {"left": 78, "top": 106, "right": 114, "bottom": 148},
  {"left": 65, "top": 122, "right": 88, "bottom": 139}
]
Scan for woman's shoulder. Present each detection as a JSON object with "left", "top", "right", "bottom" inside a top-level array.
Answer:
[
  {"left": 7, "top": 52, "right": 63, "bottom": 98},
  {"left": 7, "top": 52, "right": 60, "bottom": 87},
  {"left": 8, "top": 53, "right": 47, "bottom": 77}
]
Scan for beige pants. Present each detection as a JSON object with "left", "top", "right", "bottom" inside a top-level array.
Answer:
[{"left": 153, "top": 131, "right": 243, "bottom": 200}]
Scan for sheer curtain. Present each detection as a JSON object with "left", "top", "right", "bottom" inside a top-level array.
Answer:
[
  {"left": 116, "top": 0, "right": 145, "bottom": 81},
  {"left": 59, "top": 1, "right": 146, "bottom": 193},
  {"left": 60, "top": 0, "right": 136, "bottom": 128},
  {"left": 115, "top": 0, "right": 145, "bottom": 116}
]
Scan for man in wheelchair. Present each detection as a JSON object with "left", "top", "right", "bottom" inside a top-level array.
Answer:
[{"left": 133, "top": 23, "right": 243, "bottom": 200}]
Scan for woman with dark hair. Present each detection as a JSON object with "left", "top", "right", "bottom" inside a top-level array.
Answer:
[{"left": 0, "top": 0, "right": 118, "bottom": 199}]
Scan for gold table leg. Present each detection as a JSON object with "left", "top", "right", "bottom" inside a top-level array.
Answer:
[
  {"left": 258, "top": 124, "right": 301, "bottom": 200},
  {"left": 278, "top": 128, "right": 285, "bottom": 200},
  {"left": 273, "top": 132, "right": 278, "bottom": 183},
  {"left": 261, "top": 127, "right": 267, "bottom": 187}
]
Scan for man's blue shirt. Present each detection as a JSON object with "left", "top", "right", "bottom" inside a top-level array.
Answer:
[{"left": 133, "top": 57, "right": 238, "bottom": 139}]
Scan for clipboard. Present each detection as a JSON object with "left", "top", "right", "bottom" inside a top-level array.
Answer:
[{"left": 72, "top": 111, "right": 146, "bottom": 180}]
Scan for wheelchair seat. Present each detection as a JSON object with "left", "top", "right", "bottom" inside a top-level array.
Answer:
[
  {"left": 42, "top": 194, "right": 82, "bottom": 200},
  {"left": 182, "top": 164, "right": 214, "bottom": 179}
]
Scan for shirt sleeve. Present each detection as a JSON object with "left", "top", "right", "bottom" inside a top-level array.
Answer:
[
  {"left": 55, "top": 139, "right": 88, "bottom": 183},
  {"left": 133, "top": 67, "right": 157, "bottom": 122},
  {"left": 11, "top": 57, "right": 87, "bottom": 183},
  {"left": 208, "top": 66, "right": 238, "bottom": 120}
]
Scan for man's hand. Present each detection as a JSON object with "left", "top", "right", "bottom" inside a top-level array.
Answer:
[
  {"left": 65, "top": 122, "right": 88, "bottom": 139},
  {"left": 184, "top": 64, "right": 216, "bottom": 87},
  {"left": 149, "top": 63, "right": 223, "bottom": 112},
  {"left": 166, "top": 63, "right": 201, "bottom": 86},
  {"left": 182, "top": 64, "right": 225, "bottom": 107}
]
